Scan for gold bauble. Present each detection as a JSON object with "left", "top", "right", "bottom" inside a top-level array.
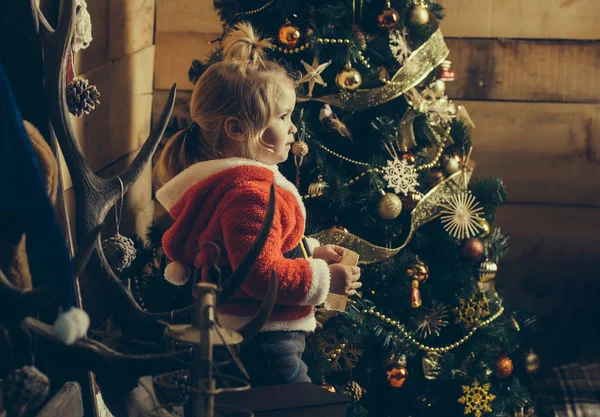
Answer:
[
  {"left": 495, "top": 355, "right": 514, "bottom": 379},
  {"left": 291, "top": 141, "right": 309, "bottom": 157},
  {"left": 525, "top": 351, "right": 541, "bottom": 374},
  {"left": 308, "top": 174, "right": 329, "bottom": 197},
  {"left": 336, "top": 65, "right": 362, "bottom": 91},
  {"left": 377, "top": 7, "right": 401, "bottom": 29},
  {"left": 478, "top": 259, "right": 498, "bottom": 282},
  {"left": 278, "top": 22, "right": 301, "bottom": 48},
  {"left": 430, "top": 79, "right": 446, "bottom": 98},
  {"left": 320, "top": 383, "right": 336, "bottom": 393},
  {"left": 407, "top": 261, "right": 429, "bottom": 283},
  {"left": 378, "top": 193, "right": 402, "bottom": 220},
  {"left": 477, "top": 218, "right": 491, "bottom": 237},
  {"left": 441, "top": 153, "right": 461, "bottom": 175},
  {"left": 386, "top": 365, "right": 408, "bottom": 388},
  {"left": 409, "top": 5, "right": 430, "bottom": 26}
]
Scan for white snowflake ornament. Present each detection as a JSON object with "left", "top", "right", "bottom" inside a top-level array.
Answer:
[
  {"left": 389, "top": 28, "right": 411, "bottom": 65},
  {"left": 383, "top": 157, "right": 419, "bottom": 196},
  {"left": 73, "top": 0, "right": 93, "bottom": 53},
  {"left": 439, "top": 192, "right": 485, "bottom": 240}
]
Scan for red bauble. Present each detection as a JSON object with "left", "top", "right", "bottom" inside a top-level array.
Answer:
[{"left": 461, "top": 238, "right": 484, "bottom": 260}]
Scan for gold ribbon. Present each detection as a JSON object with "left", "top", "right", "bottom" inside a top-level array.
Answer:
[
  {"left": 297, "top": 29, "right": 449, "bottom": 112},
  {"left": 310, "top": 168, "right": 473, "bottom": 264}
]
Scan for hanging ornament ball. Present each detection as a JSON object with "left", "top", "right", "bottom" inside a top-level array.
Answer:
[
  {"left": 378, "top": 193, "right": 403, "bottom": 220},
  {"left": 386, "top": 365, "right": 408, "bottom": 388},
  {"left": 291, "top": 141, "right": 309, "bottom": 157},
  {"left": 308, "top": 174, "right": 329, "bottom": 197},
  {"left": 441, "top": 153, "right": 461, "bottom": 175},
  {"left": 320, "top": 383, "right": 336, "bottom": 393},
  {"left": 430, "top": 80, "right": 446, "bottom": 98},
  {"left": 4, "top": 366, "right": 50, "bottom": 417},
  {"left": 407, "top": 261, "right": 429, "bottom": 283},
  {"left": 342, "top": 381, "right": 365, "bottom": 402},
  {"left": 278, "top": 21, "right": 301, "bottom": 48},
  {"left": 102, "top": 233, "right": 137, "bottom": 271},
  {"left": 409, "top": 5, "right": 430, "bottom": 26},
  {"left": 428, "top": 169, "right": 446, "bottom": 186},
  {"left": 461, "top": 238, "right": 484, "bottom": 261},
  {"left": 477, "top": 218, "right": 491, "bottom": 237},
  {"left": 478, "top": 259, "right": 498, "bottom": 282},
  {"left": 525, "top": 351, "right": 541, "bottom": 374},
  {"left": 495, "top": 356, "right": 514, "bottom": 379},
  {"left": 378, "top": 6, "right": 401, "bottom": 30},
  {"left": 336, "top": 65, "right": 362, "bottom": 91},
  {"left": 401, "top": 191, "right": 423, "bottom": 212}
]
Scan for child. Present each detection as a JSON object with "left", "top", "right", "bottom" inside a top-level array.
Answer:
[{"left": 154, "top": 22, "right": 361, "bottom": 386}]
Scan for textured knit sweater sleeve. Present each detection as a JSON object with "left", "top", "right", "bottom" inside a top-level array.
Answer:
[{"left": 219, "top": 186, "right": 330, "bottom": 306}]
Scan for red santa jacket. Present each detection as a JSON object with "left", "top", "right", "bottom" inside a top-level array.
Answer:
[{"left": 156, "top": 158, "right": 329, "bottom": 332}]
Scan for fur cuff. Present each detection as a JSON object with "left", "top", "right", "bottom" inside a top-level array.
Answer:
[
  {"left": 300, "top": 258, "right": 330, "bottom": 306},
  {"left": 305, "top": 237, "right": 320, "bottom": 254}
]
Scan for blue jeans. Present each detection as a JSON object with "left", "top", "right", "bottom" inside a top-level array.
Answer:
[{"left": 239, "top": 331, "right": 311, "bottom": 386}]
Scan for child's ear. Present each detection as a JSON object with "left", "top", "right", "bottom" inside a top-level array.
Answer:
[{"left": 224, "top": 117, "right": 246, "bottom": 142}]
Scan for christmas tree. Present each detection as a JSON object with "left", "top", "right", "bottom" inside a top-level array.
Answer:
[{"left": 181, "top": 1, "right": 539, "bottom": 416}]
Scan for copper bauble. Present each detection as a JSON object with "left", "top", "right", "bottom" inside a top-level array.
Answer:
[
  {"left": 378, "top": 192, "right": 402, "bottom": 219},
  {"left": 461, "top": 238, "right": 484, "bottom": 260},
  {"left": 320, "top": 383, "right": 336, "bottom": 393},
  {"left": 478, "top": 259, "right": 498, "bottom": 282},
  {"left": 336, "top": 65, "right": 362, "bottom": 91},
  {"left": 409, "top": 5, "right": 430, "bottom": 26},
  {"left": 495, "top": 356, "right": 514, "bottom": 379},
  {"left": 291, "top": 141, "right": 309, "bottom": 157},
  {"left": 278, "top": 22, "right": 301, "bottom": 48},
  {"left": 378, "top": 7, "right": 401, "bottom": 29},
  {"left": 386, "top": 365, "right": 408, "bottom": 388}
]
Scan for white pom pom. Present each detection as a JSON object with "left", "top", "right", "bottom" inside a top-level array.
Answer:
[
  {"left": 164, "top": 261, "right": 191, "bottom": 286},
  {"left": 52, "top": 308, "right": 90, "bottom": 345}
]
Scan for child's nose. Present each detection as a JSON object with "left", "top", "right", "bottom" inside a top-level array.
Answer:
[{"left": 290, "top": 123, "right": 298, "bottom": 134}]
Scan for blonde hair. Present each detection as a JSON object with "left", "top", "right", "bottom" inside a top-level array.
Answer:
[{"left": 154, "top": 22, "right": 296, "bottom": 187}]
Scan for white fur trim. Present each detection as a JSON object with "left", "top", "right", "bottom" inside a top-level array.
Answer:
[
  {"left": 305, "top": 237, "right": 320, "bottom": 254},
  {"left": 164, "top": 261, "right": 191, "bottom": 286},
  {"left": 52, "top": 308, "right": 90, "bottom": 345},
  {"left": 299, "top": 258, "right": 330, "bottom": 306},
  {"left": 155, "top": 158, "right": 306, "bottom": 218},
  {"left": 219, "top": 312, "right": 317, "bottom": 333}
]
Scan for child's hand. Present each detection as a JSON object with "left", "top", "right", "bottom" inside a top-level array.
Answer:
[
  {"left": 313, "top": 244, "right": 345, "bottom": 264},
  {"left": 328, "top": 264, "right": 361, "bottom": 296}
]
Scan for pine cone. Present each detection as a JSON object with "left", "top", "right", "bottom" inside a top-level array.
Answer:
[
  {"left": 66, "top": 77, "right": 100, "bottom": 117},
  {"left": 342, "top": 380, "right": 365, "bottom": 402},
  {"left": 153, "top": 369, "right": 190, "bottom": 404},
  {"left": 102, "top": 234, "right": 137, "bottom": 271},
  {"left": 4, "top": 366, "right": 50, "bottom": 416}
]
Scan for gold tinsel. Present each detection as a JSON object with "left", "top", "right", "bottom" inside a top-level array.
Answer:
[
  {"left": 454, "top": 295, "right": 490, "bottom": 329},
  {"left": 458, "top": 380, "right": 496, "bottom": 417}
]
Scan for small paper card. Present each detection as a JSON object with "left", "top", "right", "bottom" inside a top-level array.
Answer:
[{"left": 324, "top": 249, "right": 359, "bottom": 312}]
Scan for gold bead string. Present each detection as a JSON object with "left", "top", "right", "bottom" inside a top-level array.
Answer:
[
  {"left": 356, "top": 51, "right": 372, "bottom": 70},
  {"left": 316, "top": 37, "right": 352, "bottom": 45},
  {"left": 277, "top": 42, "right": 311, "bottom": 54},
  {"left": 326, "top": 340, "right": 347, "bottom": 363},
  {"left": 362, "top": 306, "right": 505, "bottom": 353},
  {"left": 234, "top": 0, "right": 275, "bottom": 16},
  {"left": 343, "top": 167, "right": 383, "bottom": 186},
  {"left": 314, "top": 140, "right": 371, "bottom": 167}
]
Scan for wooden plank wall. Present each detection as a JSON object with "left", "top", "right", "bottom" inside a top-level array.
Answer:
[
  {"left": 153, "top": 0, "right": 600, "bottom": 263},
  {"left": 63, "top": 0, "right": 156, "bottom": 240}
]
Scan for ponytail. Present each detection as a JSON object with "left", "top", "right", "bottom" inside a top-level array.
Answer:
[
  {"left": 153, "top": 123, "right": 218, "bottom": 187},
  {"left": 221, "top": 22, "right": 274, "bottom": 75}
]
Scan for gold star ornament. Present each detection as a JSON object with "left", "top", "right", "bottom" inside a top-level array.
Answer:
[{"left": 300, "top": 56, "right": 331, "bottom": 97}]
